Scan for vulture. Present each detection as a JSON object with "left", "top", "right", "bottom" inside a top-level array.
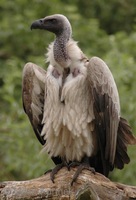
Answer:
[{"left": 22, "top": 14, "right": 136, "bottom": 184}]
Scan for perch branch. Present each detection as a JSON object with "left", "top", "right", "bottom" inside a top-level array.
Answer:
[{"left": 0, "top": 167, "right": 136, "bottom": 200}]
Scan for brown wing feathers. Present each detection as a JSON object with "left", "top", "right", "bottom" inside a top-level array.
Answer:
[
  {"left": 92, "top": 87, "right": 116, "bottom": 176},
  {"left": 115, "top": 117, "right": 136, "bottom": 169},
  {"left": 87, "top": 57, "right": 136, "bottom": 176},
  {"left": 22, "top": 62, "right": 46, "bottom": 145},
  {"left": 93, "top": 90, "right": 128, "bottom": 175}
]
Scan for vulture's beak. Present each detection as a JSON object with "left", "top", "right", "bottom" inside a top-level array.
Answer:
[{"left": 31, "top": 19, "right": 44, "bottom": 30}]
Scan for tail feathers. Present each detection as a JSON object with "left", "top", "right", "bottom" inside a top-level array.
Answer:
[{"left": 115, "top": 117, "right": 136, "bottom": 169}]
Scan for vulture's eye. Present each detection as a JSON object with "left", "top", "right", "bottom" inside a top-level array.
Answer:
[{"left": 50, "top": 19, "right": 57, "bottom": 23}]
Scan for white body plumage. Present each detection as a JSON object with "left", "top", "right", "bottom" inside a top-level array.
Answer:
[{"left": 41, "top": 41, "right": 96, "bottom": 162}]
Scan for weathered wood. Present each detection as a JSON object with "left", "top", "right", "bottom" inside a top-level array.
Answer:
[{"left": 0, "top": 167, "right": 136, "bottom": 200}]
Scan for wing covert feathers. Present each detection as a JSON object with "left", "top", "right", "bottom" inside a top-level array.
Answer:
[{"left": 22, "top": 62, "right": 46, "bottom": 145}]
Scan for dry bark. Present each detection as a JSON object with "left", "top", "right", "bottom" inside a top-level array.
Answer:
[{"left": 0, "top": 167, "right": 136, "bottom": 200}]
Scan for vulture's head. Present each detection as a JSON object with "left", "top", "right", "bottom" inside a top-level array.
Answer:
[{"left": 31, "top": 14, "right": 72, "bottom": 37}]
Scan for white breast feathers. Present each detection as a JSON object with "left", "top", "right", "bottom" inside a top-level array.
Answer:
[{"left": 41, "top": 62, "right": 96, "bottom": 162}]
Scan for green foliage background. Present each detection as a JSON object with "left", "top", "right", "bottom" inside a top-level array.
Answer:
[{"left": 0, "top": 0, "right": 136, "bottom": 185}]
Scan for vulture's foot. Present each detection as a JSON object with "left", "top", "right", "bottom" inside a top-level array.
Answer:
[
  {"left": 70, "top": 162, "right": 95, "bottom": 186},
  {"left": 50, "top": 162, "right": 69, "bottom": 183}
]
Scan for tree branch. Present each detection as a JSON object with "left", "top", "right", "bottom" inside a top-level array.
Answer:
[{"left": 0, "top": 167, "right": 136, "bottom": 200}]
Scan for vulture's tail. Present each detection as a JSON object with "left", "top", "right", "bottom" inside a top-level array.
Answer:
[{"left": 115, "top": 117, "right": 136, "bottom": 169}]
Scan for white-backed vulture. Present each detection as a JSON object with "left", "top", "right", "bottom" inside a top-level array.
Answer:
[{"left": 22, "top": 14, "right": 136, "bottom": 184}]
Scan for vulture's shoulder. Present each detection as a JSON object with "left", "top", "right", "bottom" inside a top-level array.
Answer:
[{"left": 87, "top": 56, "right": 120, "bottom": 106}]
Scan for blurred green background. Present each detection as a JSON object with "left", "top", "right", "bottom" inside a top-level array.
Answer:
[{"left": 0, "top": 0, "right": 136, "bottom": 185}]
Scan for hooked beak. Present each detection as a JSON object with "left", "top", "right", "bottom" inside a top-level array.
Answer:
[{"left": 30, "top": 19, "right": 44, "bottom": 30}]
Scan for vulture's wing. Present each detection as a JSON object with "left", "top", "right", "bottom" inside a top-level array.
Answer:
[
  {"left": 22, "top": 62, "right": 46, "bottom": 145},
  {"left": 87, "top": 57, "right": 120, "bottom": 175}
]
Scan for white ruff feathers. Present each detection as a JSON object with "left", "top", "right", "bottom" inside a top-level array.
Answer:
[{"left": 41, "top": 40, "right": 95, "bottom": 162}]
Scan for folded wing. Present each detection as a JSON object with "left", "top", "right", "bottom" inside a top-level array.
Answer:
[
  {"left": 87, "top": 57, "right": 120, "bottom": 175},
  {"left": 22, "top": 62, "right": 46, "bottom": 145}
]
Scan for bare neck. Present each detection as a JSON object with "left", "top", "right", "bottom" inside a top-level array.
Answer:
[{"left": 53, "top": 28, "right": 71, "bottom": 67}]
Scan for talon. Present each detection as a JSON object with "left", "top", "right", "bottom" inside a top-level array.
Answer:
[
  {"left": 51, "top": 174, "right": 55, "bottom": 183},
  {"left": 50, "top": 163, "right": 64, "bottom": 183},
  {"left": 91, "top": 167, "right": 96, "bottom": 174},
  {"left": 70, "top": 162, "right": 95, "bottom": 186},
  {"left": 49, "top": 161, "right": 69, "bottom": 183}
]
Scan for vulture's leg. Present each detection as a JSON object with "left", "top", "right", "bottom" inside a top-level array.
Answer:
[
  {"left": 70, "top": 157, "right": 95, "bottom": 186},
  {"left": 50, "top": 161, "right": 69, "bottom": 183}
]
